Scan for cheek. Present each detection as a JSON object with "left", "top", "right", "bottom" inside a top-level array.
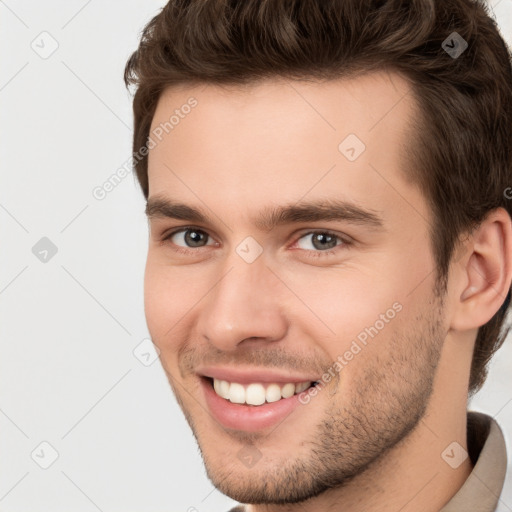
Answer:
[
  {"left": 280, "top": 256, "right": 429, "bottom": 367},
  {"left": 143, "top": 255, "right": 200, "bottom": 345},
  {"left": 282, "top": 265, "right": 400, "bottom": 344}
]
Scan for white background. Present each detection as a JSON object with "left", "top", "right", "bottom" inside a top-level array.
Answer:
[{"left": 1, "top": 1, "right": 511, "bottom": 511}]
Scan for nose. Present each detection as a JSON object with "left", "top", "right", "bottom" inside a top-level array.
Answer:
[{"left": 196, "top": 256, "right": 288, "bottom": 351}]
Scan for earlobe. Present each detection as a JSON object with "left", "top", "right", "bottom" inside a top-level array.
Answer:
[{"left": 451, "top": 208, "right": 512, "bottom": 331}]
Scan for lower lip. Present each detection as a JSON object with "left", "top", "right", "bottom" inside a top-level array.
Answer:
[{"left": 201, "top": 378, "right": 307, "bottom": 432}]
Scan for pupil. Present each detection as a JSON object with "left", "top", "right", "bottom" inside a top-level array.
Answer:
[
  {"left": 313, "top": 233, "right": 336, "bottom": 250},
  {"left": 185, "top": 230, "right": 205, "bottom": 247}
]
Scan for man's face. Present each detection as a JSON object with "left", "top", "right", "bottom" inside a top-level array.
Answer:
[{"left": 144, "top": 72, "right": 447, "bottom": 503}]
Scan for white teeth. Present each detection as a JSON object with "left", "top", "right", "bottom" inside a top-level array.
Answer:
[
  {"left": 281, "top": 383, "right": 295, "bottom": 398},
  {"left": 212, "top": 378, "right": 313, "bottom": 405},
  {"left": 218, "top": 380, "right": 230, "bottom": 399},
  {"left": 295, "top": 381, "right": 310, "bottom": 393},
  {"left": 246, "top": 383, "right": 266, "bottom": 406},
  {"left": 229, "top": 382, "right": 246, "bottom": 404},
  {"left": 265, "top": 383, "right": 282, "bottom": 403},
  {"left": 213, "top": 378, "right": 222, "bottom": 395}
]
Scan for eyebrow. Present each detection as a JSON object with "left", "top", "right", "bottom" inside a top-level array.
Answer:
[{"left": 145, "top": 195, "right": 384, "bottom": 232}]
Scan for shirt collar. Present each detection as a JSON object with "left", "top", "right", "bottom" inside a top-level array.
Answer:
[{"left": 440, "top": 411, "right": 507, "bottom": 512}]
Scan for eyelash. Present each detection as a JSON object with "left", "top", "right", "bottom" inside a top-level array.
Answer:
[{"left": 160, "top": 226, "right": 351, "bottom": 258}]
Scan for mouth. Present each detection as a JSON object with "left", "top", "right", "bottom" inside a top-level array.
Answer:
[
  {"left": 198, "top": 370, "right": 320, "bottom": 432},
  {"left": 210, "top": 377, "right": 316, "bottom": 405}
]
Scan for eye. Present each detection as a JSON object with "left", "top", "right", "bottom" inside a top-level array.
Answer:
[
  {"left": 293, "top": 230, "right": 348, "bottom": 257},
  {"left": 163, "top": 227, "right": 216, "bottom": 250},
  {"left": 160, "top": 227, "right": 350, "bottom": 258}
]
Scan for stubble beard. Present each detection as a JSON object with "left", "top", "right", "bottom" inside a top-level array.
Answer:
[{"left": 166, "top": 297, "right": 446, "bottom": 505}]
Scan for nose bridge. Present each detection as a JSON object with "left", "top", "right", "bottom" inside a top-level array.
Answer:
[{"left": 198, "top": 253, "right": 287, "bottom": 350}]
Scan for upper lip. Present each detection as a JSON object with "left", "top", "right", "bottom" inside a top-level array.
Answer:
[{"left": 196, "top": 366, "right": 319, "bottom": 384}]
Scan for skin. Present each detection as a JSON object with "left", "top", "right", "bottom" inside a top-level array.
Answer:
[{"left": 144, "top": 71, "right": 512, "bottom": 512}]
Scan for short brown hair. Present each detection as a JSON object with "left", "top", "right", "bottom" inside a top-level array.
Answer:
[{"left": 124, "top": 0, "right": 512, "bottom": 396}]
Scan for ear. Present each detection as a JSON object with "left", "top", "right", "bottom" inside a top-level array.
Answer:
[{"left": 450, "top": 208, "right": 512, "bottom": 331}]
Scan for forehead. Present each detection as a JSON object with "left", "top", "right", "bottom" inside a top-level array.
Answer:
[
  {"left": 147, "top": 71, "right": 428, "bottom": 230},
  {"left": 149, "top": 71, "right": 416, "bottom": 141}
]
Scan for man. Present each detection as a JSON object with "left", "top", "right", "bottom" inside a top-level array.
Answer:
[{"left": 124, "top": 0, "right": 512, "bottom": 510}]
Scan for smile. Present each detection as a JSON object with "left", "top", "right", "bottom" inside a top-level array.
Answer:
[
  {"left": 196, "top": 367, "right": 321, "bottom": 431},
  {"left": 212, "top": 378, "right": 313, "bottom": 406}
]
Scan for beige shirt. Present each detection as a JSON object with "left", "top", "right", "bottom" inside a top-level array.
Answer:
[
  {"left": 440, "top": 411, "right": 507, "bottom": 512},
  {"left": 228, "top": 411, "right": 508, "bottom": 512}
]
